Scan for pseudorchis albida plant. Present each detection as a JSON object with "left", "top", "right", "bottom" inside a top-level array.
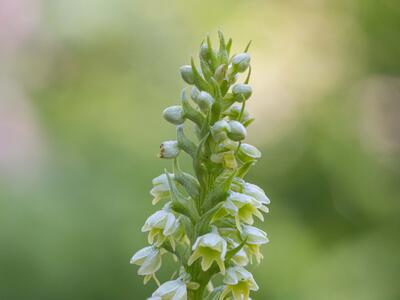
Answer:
[{"left": 130, "top": 32, "right": 270, "bottom": 300}]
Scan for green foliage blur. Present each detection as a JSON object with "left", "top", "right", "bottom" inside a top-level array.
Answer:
[{"left": 0, "top": 0, "right": 399, "bottom": 299}]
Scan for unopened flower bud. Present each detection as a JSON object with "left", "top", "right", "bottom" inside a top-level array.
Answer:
[
  {"left": 214, "top": 64, "right": 227, "bottom": 82},
  {"left": 180, "top": 65, "right": 195, "bottom": 85},
  {"left": 196, "top": 91, "right": 214, "bottom": 112},
  {"left": 228, "top": 120, "right": 247, "bottom": 141},
  {"left": 190, "top": 86, "right": 200, "bottom": 101},
  {"left": 232, "top": 84, "right": 252, "bottom": 102},
  {"left": 159, "top": 141, "right": 180, "bottom": 159},
  {"left": 232, "top": 53, "right": 251, "bottom": 73},
  {"left": 163, "top": 106, "right": 185, "bottom": 125},
  {"left": 200, "top": 43, "right": 210, "bottom": 60},
  {"left": 237, "top": 143, "right": 261, "bottom": 162},
  {"left": 224, "top": 104, "right": 250, "bottom": 122},
  {"left": 211, "top": 120, "right": 230, "bottom": 142}
]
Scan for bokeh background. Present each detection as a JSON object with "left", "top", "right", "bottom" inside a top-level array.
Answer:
[{"left": 1, "top": 0, "right": 400, "bottom": 299}]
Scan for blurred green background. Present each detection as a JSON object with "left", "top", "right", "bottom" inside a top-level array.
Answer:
[{"left": 1, "top": 0, "right": 399, "bottom": 299}]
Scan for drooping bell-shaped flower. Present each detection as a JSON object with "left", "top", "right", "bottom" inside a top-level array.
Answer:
[
  {"left": 230, "top": 243, "right": 249, "bottom": 267},
  {"left": 130, "top": 246, "right": 163, "bottom": 284},
  {"left": 142, "top": 210, "right": 180, "bottom": 247},
  {"left": 188, "top": 232, "right": 227, "bottom": 273},
  {"left": 220, "top": 266, "right": 259, "bottom": 300},
  {"left": 241, "top": 225, "right": 269, "bottom": 263},
  {"left": 230, "top": 180, "right": 270, "bottom": 214},
  {"left": 223, "top": 191, "right": 265, "bottom": 230},
  {"left": 150, "top": 173, "right": 174, "bottom": 205},
  {"left": 242, "top": 182, "right": 270, "bottom": 213},
  {"left": 148, "top": 278, "right": 187, "bottom": 300}
]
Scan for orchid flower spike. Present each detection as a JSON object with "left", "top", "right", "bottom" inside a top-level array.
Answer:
[{"left": 130, "top": 32, "right": 270, "bottom": 300}]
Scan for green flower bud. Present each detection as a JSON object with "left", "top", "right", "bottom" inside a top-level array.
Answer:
[
  {"left": 232, "top": 53, "right": 251, "bottom": 73},
  {"left": 163, "top": 106, "right": 185, "bottom": 125},
  {"left": 211, "top": 120, "right": 230, "bottom": 142},
  {"left": 196, "top": 91, "right": 214, "bottom": 112},
  {"left": 214, "top": 64, "right": 227, "bottom": 82},
  {"left": 159, "top": 141, "right": 180, "bottom": 159},
  {"left": 190, "top": 86, "right": 200, "bottom": 101},
  {"left": 180, "top": 65, "right": 195, "bottom": 84},
  {"left": 200, "top": 43, "right": 210, "bottom": 60},
  {"left": 226, "top": 65, "right": 240, "bottom": 83},
  {"left": 228, "top": 120, "right": 247, "bottom": 141},
  {"left": 232, "top": 84, "right": 252, "bottom": 102},
  {"left": 237, "top": 143, "right": 261, "bottom": 162},
  {"left": 223, "top": 104, "right": 250, "bottom": 122}
]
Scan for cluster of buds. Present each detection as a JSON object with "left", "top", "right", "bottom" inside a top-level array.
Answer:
[{"left": 131, "top": 32, "right": 270, "bottom": 300}]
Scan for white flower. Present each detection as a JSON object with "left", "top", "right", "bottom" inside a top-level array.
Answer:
[
  {"left": 159, "top": 141, "right": 180, "bottom": 159},
  {"left": 130, "top": 246, "right": 163, "bottom": 284},
  {"left": 242, "top": 182, "right": 270, "bottom": 213},
  {"left": 241, "top": 225, "right": 269, "bottom": 264},
  {"left": 230, "top": 243, "right": 249, "bottom": 267},
  {"left": 241, "top": 225, "right": 268, "bottom": 245},
  {"left": 149, "top": 278, "right": 187, "bottom": 300},
  {"left": 243, "top": 183, "right": 269, "bottom": 204},
  {"left": 142, "top": 210, "right": 180, "bottom": 247},
  {"left": 150, "top": 173, "right": 174, "bottom": 205},
  {"left": 219, "top": 192, "right": 265, "bottom": 230},
  {"left": 188, "top": 232, "right": 227, "bottom": 273},
  {"left": 220, "top": 266, "right": 258, "bottom": 300}
]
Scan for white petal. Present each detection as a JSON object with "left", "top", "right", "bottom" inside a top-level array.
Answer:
[
  {"left": 130, "top": 246, "right": 153, "bottom": 265},
  {"left": 172, "top": 284, "right": 187, "bottom": 300},
  {"left": 138, "top": 249, "right": 161, "bottom": 275}
]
